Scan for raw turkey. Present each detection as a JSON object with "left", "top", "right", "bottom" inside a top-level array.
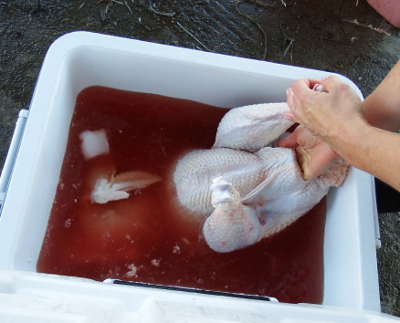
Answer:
[
  {"left": 88, "top": 103, "right": 348, "bottom": 254},
  {"left": 172, "top": 102, "right": 348, "bottom": 253}
]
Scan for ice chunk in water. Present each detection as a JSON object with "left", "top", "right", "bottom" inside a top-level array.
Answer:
[{"left": 79, "top": 130, "right": 110, "bottom": 160}]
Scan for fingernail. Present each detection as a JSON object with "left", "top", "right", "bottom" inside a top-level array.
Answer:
[
  {"left": 313, "top": 84, "right": 324, "bottom": 92},
  {"left": 284, "top": 112, "right": 295, "bottom": 121}
]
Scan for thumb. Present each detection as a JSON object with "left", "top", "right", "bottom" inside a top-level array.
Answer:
[
  {"left": 297, "top": 142, "right": 339, "bottom": 179},
  {"left": 277, "top": 132, "right": 298, "bottom": 148}
]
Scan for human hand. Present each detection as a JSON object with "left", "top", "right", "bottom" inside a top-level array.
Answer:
[
  {"left": 284, "top": 76, "right": 364, "bottom": 142},
  {"left": 277, "top": 125, "right": 339, "bottom": 180}
]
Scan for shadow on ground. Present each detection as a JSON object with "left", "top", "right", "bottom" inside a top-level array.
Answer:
[{"left": 1, "top": 0, "right": 400, "bottom": 316}]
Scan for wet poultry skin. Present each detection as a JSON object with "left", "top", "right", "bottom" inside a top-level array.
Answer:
[
  {"left": 173, "top": 102, "right": 348, "bottom": 252},
  {"left": 87, "top": 102, "right": 348, "bottom": 253}
]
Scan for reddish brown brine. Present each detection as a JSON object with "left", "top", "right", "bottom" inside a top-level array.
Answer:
[{"left": 37, "top": 86, "right": 325, "bottom": 304}]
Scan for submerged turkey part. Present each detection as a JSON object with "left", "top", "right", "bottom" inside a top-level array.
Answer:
[
  {"left": 173, "top": 102, "right": 349, "bottom": 253},
  {"left": 203, "top": 177, "right": 262, "bottom": 252},
  {"left": 79, "top": 129, "right": 161, "bottom": 204},
  {"left": 83, "top": 102, "right": 348, "bottom": 254}
]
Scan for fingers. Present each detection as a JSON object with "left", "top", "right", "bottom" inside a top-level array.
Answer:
[
  {"left": 291, "top": 78, "right": 321, "bottom": 92},
  {"left": 296, "top": 143, "right": 338, "bottom": 180},
  {"left": 301, "top": 137, "right": 339, "bottom": 179},
  {"left": 282, "top": 76, "right": 351, "bottom": 179},
  {"left": 286, "top": 88, "right": 303, "bottom": 122},
  {"left": 294, "top": 125, "right": 318, "bottom": 149},
  {"left": 285, "top": 75, "right": 362, "bottom": 156},
  {"left": 286, "top": 77, "right": 342, "bottom": 135},
  {"left": 277, "top": 131, "right": 298, "bottom": 148},
  {"left": 291, "top": 76, "right": 340, "bottom": 94},
  {"left": 277, "top": 125, "right": 314, "bottom": 148},
  {"left": 277, "top": 124, "right": 339, "bottom": 179},
  {"left": 289, "top": 76, "right": 342, "bottom": 104},
  {"left": 286, "top": 84, "right": 314, "bottom": 122},
  {"left": 303, "top": 144, "right": 339, "bottom": 179},
  {"left": 286, "top": 88, "right": 294, "bottom": 110},
  {"left": 284, "top": 111, "right": 296, "bottom": 122},
  {"left": 295, "top": 146, "right": 313, "bottom": 180},
  {"left": 319, "top": 75, "right": 345, "bottom": 93}
]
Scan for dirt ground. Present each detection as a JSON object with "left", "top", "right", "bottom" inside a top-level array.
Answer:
[{"left": 1, "top": 0, "right": 400, "bottom": 316}]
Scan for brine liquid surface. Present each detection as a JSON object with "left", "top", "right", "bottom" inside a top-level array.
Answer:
[{"left": 37, "top": 86, "right": 325, "bottom": 304}]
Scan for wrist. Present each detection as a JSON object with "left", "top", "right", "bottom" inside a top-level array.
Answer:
[{"left": 322, "top": 117, "right": 372, "bottom": 165}]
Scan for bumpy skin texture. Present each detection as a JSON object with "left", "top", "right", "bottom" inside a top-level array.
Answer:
[{"left": 173, "top": 103, "right": 348, "bottom": 253}]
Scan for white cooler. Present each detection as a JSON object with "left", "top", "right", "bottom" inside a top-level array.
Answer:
[{"left": 0, "top": 32, "right": 394, "bottom": 322}]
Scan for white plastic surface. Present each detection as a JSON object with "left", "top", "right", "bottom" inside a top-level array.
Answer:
[
  {"left": 0, "top": 32, "right": 380, "bottom": 314},
  {"left": 0, "top": 270, "right": 398, "bottom": 323},
  {"left": 0, "top": 109, "right": 29, "bottom": 207}
]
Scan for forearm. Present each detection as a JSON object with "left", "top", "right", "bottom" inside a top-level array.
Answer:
[
  {"left": 328, "top": 120, "right": 400, "bottom": 191},
  {"left": 362, "top": 59, "right": 400, "bottom": 131}
]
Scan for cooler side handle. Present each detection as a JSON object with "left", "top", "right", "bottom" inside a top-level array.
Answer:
[{"left": 0, "top": 109, "right": 29, "bottom": 208}]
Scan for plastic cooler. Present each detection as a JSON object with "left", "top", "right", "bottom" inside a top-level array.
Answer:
[{"left": 0, "top": 32, "right": 395, "bottom": 322}]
